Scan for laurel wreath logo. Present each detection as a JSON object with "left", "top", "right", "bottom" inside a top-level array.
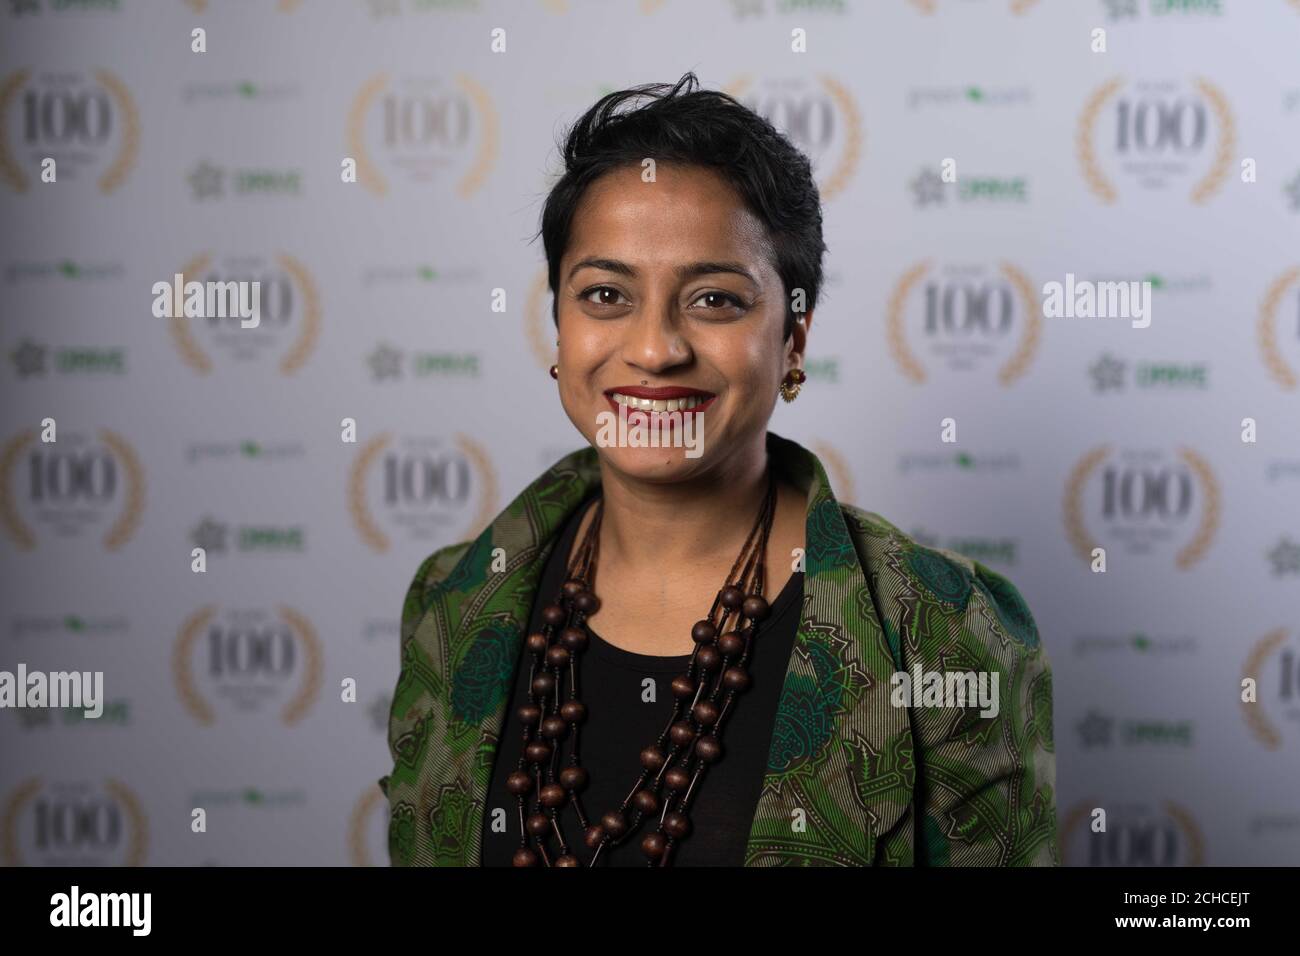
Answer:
[
  {"left": 1240, "top": 628, "right": 1288, "bottom": 750},
  {"left": 349, "top": 433, "right": 498, "bottom": 552},
  {"left": 1077, "top": 77, "right": 1123, "bottom": 204},
  {"left": 348, "top": 73, "right": 496, "bottom": 198},
  {"left": 0, "top": 777, "right": 41, "bottom": 865},
  {"left": 95, "top": 69, "right": 138, "bottom": 195},
  {"left": 99, "top": 427, "right": 145, "bottom": 550},
  {"left": 1064, "top": 445, "right": 1217, "bottom": 569},
  {"left": 726, "top": 74, "right": 861, "bottom": 202},
  {"left": 998, "top": 262, "right": 1041, "bottom": 386},
  {"left": 886, "top": 261, "right": 1038, "bottom": 385},
  {"left": 0, "top": 428, "right": 141, "bottom": 550},
  {"left": 885, "top": 260, "right": 931, "bottom": 383},
  {"left": 1060, "top": 798, "right": 1201, "bottom": 865},
  {"left": 1175, "top": 446, "right": 1218, "bottom": 570},
  {"left": 1063, "top": 445, "right": 1109, "bottom": 566},
  {"left": 1079, "top": 76, "right": 1234, "bottom": 205},
  {"left": 105, "top": 778, "right": 148, "bottom": 865},
  {"left": 167, "top": 253, "right": 319, "bottom": 374},
  {"left": 0, "top": 778, "right": 146, "bottom": 865},
  {"left": 0, "top": 428, "right": 36, "bottom": 549},
  {"left": 174, "top": 605, "right": 321, "bottom": 726},
  {"left": 347, "top": 783, "right": 387, "bottom": 867},
  {"left": 1258, "top": 266, "right": 1299, "bottom": 390},
  {"left": 0, "top": 70, "right": 30, "bottom": 193},
  {"left": 174, "top": 605, "right": 218, "bottom": 725}
]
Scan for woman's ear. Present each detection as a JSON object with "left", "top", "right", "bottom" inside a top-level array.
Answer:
[{"left": 786, "top": 310, "right": 812, "bottom": 365}]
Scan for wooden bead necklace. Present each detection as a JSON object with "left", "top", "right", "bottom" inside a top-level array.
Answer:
[{"left": 505, "top": 471, "right": 778, "bottom": 866}]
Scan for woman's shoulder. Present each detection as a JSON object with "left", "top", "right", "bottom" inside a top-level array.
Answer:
[{"left": 835, "top": 501, "right": 1042, "bottom": 654}]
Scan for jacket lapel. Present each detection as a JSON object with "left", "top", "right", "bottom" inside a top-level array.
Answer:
[{"left": 437, "top": 432, "right": 912, "bottom": 866}]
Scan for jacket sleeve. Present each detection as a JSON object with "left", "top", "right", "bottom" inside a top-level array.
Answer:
[
  {"left": 895, "top": 552, "right": 1058, "bottom": 866},
  {"left": 378, "top": 541, "right": 472, "bottom": 864}
]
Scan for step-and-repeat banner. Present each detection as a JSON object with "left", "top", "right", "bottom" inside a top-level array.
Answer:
[{"left": 1, "top": 0, "right": 1298, "bottom": 866}]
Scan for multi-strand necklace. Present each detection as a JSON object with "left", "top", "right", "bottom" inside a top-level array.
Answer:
[{"left": 505, "top": 471, "right": 779, "bottom": 866}]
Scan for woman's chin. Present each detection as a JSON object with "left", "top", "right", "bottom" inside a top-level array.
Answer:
[{"left": 595, "top": 444, "right": 708, "bottom": 481}]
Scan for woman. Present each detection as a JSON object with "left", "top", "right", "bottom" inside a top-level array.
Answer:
[{"left": 381, "top": 74, "right": 1057, "bottom": 867}]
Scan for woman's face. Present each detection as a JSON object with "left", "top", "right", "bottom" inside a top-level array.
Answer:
[{"left": 554, "top": 163, "right": 809, "bottom": 482}]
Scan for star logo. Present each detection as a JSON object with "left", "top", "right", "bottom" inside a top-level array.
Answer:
[
  {"left": 191, "top": 516, "right": 229, "bottom": 554},
  {"left": 1267, "top": 537, "right": 1300, "bottom": 576},
  {"left": 188, "top": 161, "right": 225, "bottom": 200},
  {"left": 910, "top": 168, "right": 947, "bottom": 207},
  {"left": 1089, "top": 352, "right": 1126, "bottom": 392},
  {"left": 1285, "top": 171, "right": 1300, "bottom": 213},
  {"left": 1077, "top": 710, "right": 1114, "bottom": 748},
  {"left": 11, "top": 339, "right": 47, "bottom": 377},
  {"left": 368, "top": 344, "right": 403, "bottom": 381}
]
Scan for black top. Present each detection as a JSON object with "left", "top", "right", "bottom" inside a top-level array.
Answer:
[{"left": 480, "top": 494, "right": 804, "bottom": 867}]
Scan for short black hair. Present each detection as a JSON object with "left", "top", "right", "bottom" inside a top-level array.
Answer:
[{"left": 539, "top": 72, "right": 825, "bottom": 340}]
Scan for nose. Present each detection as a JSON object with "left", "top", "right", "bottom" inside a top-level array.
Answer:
[{"left": 620, "top": 301, "right": 692, "bottom": 374}]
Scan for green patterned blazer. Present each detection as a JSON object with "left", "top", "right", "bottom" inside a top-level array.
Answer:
[{"left": 381, "top": 431, "right": 1058, "bottom": 866}]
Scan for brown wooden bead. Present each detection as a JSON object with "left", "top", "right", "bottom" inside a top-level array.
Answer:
[
  {"left": 719, "top": 585, "right": 745, "bottom": 609},
  {"left": 539, "top": 783, "right": 567, "bottom": 808},
  {"left": 559, "top": 626, "right": 588, "bottom": 651},
  {"left": 531, "top": 672, "right": 555, "bottom": 696},
  {"left": 669, "top": 720, "right": 697, "bottom": 746},
  {"left": 524, "top": 741, "right": 552, "bottom": 764},
  {"left": 541, "top": 715, "right": 568, "bottom": 739},
  {"left": 670, "top": 675, "right": 696, "bottom": 699},
  {"left": 722, "top": 666, "right": 751, "bottom": 692},
  {"left": 517, "top": 703, "right": 542, "bottom": 724},
  {"left": 545, "top": 645, "right": 570, "bottom": 667},
  {"left": 696, "top": 735, "right": 723, "bottom": 763},
  {"left": 718, "top": 631, "right": 744, "bottom": 656},
  {"left": 601, "top": 811, "right": 628, "bottom": 838},
  {"left": 742, "top": 594, "right": 770, "bottom": 622},
  {"left": 663, "top": 812, "right": 691, "bottom": 839},
  {"left": 696, "top": 646, "right": 721, "bottom": 671},
  {"left": 692, "top": 700, "right": 719, "bottom": 726},
  {"left": 562, "top": 579, "right": 584, "bottom": 599},
  {"left": 541, "top": 604, "right": 566, "bottom": 626},
  {"left": 691, "top": 620, "right": 717, "bottom": 644},
  {"left": 506, "top": 771, "right": 533, "bottom": 796},
  {"left": 639, "top": 745, "right": 665, "bottom": 771},
  {"left": 559, "top": 765, "right": 588, "bottom": 791},
  {"left": 584, "top": 825, "right": 605, "bottom": 849},
  {"left": 640, "top": 831, "right": 667, "bottom": 860},
  {"left": 526, "top": 813, "right": 550, "bottom": 836},
  {"left": 559, "top": 699, "right": 586, "bottom": 722},
  {"left": 513, "top": 847, "right": 539, "bottom": 867},
  {"left": 526, "top": 632, "right": 548, "bottom": 654},
  {"left": 632, "top": 789, "right": 658, "bottom": 814},
  {"left": 555, "top": 854, "right": 581, "bottom": 867},
  {"left": 573, "top": 590, "right": 599, "bottom": 614},
  {"left": 664, "top": 766, "right": 690, "bottom": 790}
]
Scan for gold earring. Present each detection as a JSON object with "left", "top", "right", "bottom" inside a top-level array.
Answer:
[{"left": 779, "top": 368, "right": 806, "bottom": 402}]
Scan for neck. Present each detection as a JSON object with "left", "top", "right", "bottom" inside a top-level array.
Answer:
[{"left": 594, "top": 434, "right": 772, "bottom": 571}]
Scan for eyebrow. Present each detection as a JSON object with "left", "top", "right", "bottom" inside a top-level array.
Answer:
[{"left": 567, "top": 257, "right": 759, "bottom": 285}]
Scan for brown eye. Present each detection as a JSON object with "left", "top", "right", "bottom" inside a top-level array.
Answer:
[
  {"left": 584, "top": 286, "right": 626, "bottom": 307},
  {"left": 691, "top": 291, "right": 742, "bottom": 310}
]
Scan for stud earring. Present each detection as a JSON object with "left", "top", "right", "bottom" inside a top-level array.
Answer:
[
  {"left": 779, "top": 367, "right": 806, "bottom": 402},
  {"left": 549, "top": 364, "right": 558, "bottom": 380}
]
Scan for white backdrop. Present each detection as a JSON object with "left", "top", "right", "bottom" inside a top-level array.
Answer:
[{"left": 1, "top": 0, "right": 1298, "bottom": 866}]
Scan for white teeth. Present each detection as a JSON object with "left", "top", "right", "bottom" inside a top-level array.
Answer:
[{"left": 609, "top": 392, "right": 709, "bottom": 410}]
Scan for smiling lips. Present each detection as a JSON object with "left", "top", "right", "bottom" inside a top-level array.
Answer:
[{"left": 604, "top": 386, "right": 717, "bottom": 416}]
